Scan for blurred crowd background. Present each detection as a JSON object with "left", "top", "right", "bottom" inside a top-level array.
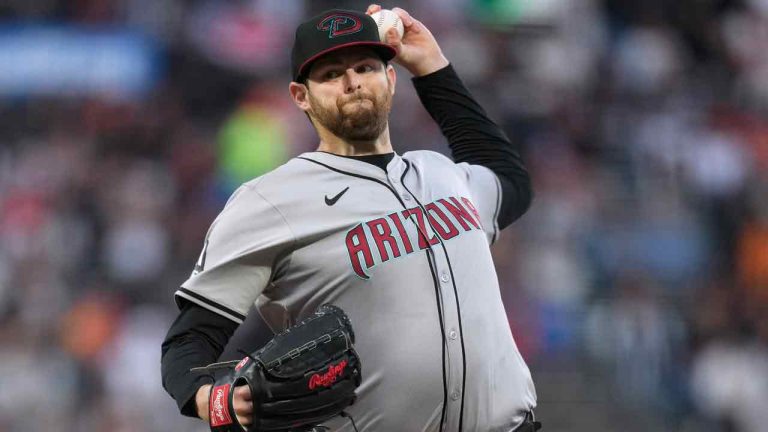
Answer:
[{"left": 1, "top": 0, "right": 767, "bottom": 431}]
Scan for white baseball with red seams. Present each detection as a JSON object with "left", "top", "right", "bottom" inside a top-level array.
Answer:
[{"left": 370, "top": 9, "right": 404, "bottom": 41}]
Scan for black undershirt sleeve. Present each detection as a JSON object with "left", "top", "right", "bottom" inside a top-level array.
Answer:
[
  {"left": 412, "top": 64, "right": 533, "bottom": 229},
  {"left": 161, "top": 300, "right": 239, "bottom": 417}
]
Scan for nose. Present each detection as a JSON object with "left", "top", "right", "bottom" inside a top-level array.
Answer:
[{"left": 343, "top": 68, "right": 362, "bottom": 94}]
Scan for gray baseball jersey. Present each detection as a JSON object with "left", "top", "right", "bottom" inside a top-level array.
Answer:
[{"left": 176, "top": 150, "right": 537, "bottom": 431}]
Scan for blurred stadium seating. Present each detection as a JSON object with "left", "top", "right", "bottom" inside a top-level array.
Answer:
[{"left": 0, "top": 1, "right": 767, "bottom": 431}]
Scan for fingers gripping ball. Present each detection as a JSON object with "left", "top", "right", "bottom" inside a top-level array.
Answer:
[
  {"left": 370, "top": 9, "right": 404, "bottom": 41},
  {"left": 208, "top": 305, "right": 361, "bottom": 431}
]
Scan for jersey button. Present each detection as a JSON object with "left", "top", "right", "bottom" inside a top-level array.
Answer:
[
  {"left": 448, "top": 329, "right": 458, "bottom": 340},
  {"left": 402, "top": 194, "right": 411, "bottom": 201},
  {"left": 450, "top": 390, "right": 461, "bottom": 401},
  {"left": 440, "top": 272, "right": 449, "bottom": 283}
]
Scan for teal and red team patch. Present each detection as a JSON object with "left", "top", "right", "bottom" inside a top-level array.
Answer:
[{"left": 346, "top": 196, "right": 484, "bottom": 279}]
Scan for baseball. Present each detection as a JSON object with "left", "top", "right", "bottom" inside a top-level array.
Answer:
[{"left": 370, "top": 9, "right": 404, "bottom": 42}]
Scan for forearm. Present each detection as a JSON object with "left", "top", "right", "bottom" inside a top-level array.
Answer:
[
  {"left": 161, "top": 301, "right": 238, "bottom": 417},
  {"left": 412, "top": 64, "right": 533, "bottom": 228}
]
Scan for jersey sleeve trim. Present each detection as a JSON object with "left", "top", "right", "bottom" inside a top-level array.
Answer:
[{"left": 174, "top": 288, "right": 246, "bottom": 324}]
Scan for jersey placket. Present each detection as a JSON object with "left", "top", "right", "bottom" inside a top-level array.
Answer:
[
  {"left": 433, "top": 250, "right": 464, "bottom": 431},
  {"left": 389, "top": 159, "right": 467, "bottom": 431}
]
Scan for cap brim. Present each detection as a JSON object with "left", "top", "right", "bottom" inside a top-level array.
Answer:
[{"left": 296, "top": 41, "right": 397, "bottom": 81}]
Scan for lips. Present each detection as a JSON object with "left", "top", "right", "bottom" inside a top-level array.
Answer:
[
  {"left": 340, "top": 91, "right": 375, "bottom": 105},
  {"left": 346, "top": 99, "right": 373, "bottom": 107},
  {"left": 342, "top": 98, "right": 376, "bottom": 108}
]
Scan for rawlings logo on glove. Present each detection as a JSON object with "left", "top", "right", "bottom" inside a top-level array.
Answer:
[
  {"left": 209, "top": 384, "right": 233, "bottom": 427},
  {"left": 309, "top": 359, "right": 348, "bottom": 390}
]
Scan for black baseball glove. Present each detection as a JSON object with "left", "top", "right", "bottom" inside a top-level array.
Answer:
[{"left": 201, "top": 304, "right": 361, "bottom": 432}]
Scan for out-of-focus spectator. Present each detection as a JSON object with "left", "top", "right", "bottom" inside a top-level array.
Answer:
[
  {"left": 690, "top": 279, "right": 768, "bottom": 432},
  {"left": 101, "top": 304, "right": 205, "bottom": 432},
  {"left": 736, "top": 211, "right": 768, "bottom": 304},
  {"left": 215, "top": 83, "right": 292, "bottom": 193},
  {"left": 585, "top": 273, "right": 687, "bottom": 412},
  {"left": 691, "top": 338, "right": 768, "bottom": 432}
]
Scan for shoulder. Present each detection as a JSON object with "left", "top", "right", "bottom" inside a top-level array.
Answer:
[
  {"left": 214, "top": 159, "right": 304, "bottom": 219},
  {"left": 402, "top": 149, "right": 456, "bottom": 168},
  {"left": 241, "top": 157, "right": 313, "bottom": 191},
  {"left": 209, "top": 165, "right": 298, "bottom": 241},
  {"left": 236, "top": 156, "right": 329, "bottom": 201},
  {"left": 227, "top": 155, "right": 335, "bottom": 220},
  {"left": 402, "top": 150, "right": 492, "bottom": 180}
]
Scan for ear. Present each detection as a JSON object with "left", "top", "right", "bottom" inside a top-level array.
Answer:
[
  {"left": 289, "top": 81, "right": 311, "bottom": 112},
  {"left": 386, "top": 64, "right": 396, "bottom": 96}
]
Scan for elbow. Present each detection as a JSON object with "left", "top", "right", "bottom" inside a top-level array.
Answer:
[
  {"left": 510, "top": 176, "right": 534, "bottom": 221},
  {"left": 497, "top": 174, "right": 533, "bottom": 229},
  {"left": 518, "top": 176, "right": 534, "bottom": 216}
]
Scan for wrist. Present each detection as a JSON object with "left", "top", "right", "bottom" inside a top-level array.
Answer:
[
  {"left": 196, "top": 384, "right": 212, "bottom": 421},
  {"left": 407, "top": 54, "right": 450, "bottom": 77}
]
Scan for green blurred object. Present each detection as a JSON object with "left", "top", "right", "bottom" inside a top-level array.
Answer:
[
  {"left": 471, "top": 0, "right": 561, "bottom": 28},
  {"left": 471, "top": 0, "right": 526, "bottom": 24},
  {"left": 218, "top": 105, "right": 288, "bottom": 187}
]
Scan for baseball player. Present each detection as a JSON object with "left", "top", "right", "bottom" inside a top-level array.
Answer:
[{"left": 162, "top": 4, "right": 539, "bottom": 431}]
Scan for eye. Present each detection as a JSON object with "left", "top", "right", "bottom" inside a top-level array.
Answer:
[
  {"left": 356, "top": 63, "right": 375, "bottom": 74},
  {"left": 324, "top": 70, "right": 342, "bottom": 80}
]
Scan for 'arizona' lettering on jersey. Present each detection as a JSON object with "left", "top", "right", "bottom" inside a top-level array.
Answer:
[{"left": 345, "top": 196, "right": 483, "bottom": 279}]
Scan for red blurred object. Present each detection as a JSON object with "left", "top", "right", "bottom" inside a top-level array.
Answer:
[{"left": 59, "top": 294, "right": 123, "bottom": 363}]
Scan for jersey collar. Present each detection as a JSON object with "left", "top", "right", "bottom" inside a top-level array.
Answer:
[{"left": 299, "top": 151, "right": 406, "bottom": 183}]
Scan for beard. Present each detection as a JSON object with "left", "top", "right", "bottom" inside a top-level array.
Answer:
[{"left": 308, "top": 86, "right": 392, "bottom": 141}]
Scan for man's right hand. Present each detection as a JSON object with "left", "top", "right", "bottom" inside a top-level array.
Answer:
[
  {"left": 196, "top": 383, "right": 254, "bottom": 426},
  {"left": 366, "top": 4, "right": 449, "bottom": 77}
]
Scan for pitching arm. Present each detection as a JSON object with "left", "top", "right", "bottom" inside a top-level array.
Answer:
[{"left": 412, "top": 64, "right": 533, "bottom": 230}]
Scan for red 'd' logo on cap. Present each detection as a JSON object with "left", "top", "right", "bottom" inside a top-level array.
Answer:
[{"left": 317, "top": 13, "right": 362, "bottom": 38}]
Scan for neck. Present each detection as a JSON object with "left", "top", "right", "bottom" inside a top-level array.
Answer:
[{"left": 315, "top": 126, "right": 393, "bottom": 156}]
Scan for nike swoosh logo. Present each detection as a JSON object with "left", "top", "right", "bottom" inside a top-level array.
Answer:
[{"left": 325, "top": 187, "right": 349, "bottom": 206}]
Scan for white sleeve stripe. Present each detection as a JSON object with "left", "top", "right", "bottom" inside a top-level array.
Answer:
[
  {"left": 491, "top": 172, "right": 502, "bottom": 244},
  {"left": 174, "top": 289, "right": 245, "bottom": 324}
]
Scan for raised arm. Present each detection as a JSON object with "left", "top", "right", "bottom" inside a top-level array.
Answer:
[{"left": 367, "top": 4, "right": 533, "bottom": 228}]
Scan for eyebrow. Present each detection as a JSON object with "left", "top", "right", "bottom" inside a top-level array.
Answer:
[{"left": 312, "top": 53, "right": 381, "bottom": 70}]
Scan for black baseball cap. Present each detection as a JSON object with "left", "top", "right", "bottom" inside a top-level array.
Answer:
[{"left": 291, "top": 9, "right": 397, "bottom": 82}]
